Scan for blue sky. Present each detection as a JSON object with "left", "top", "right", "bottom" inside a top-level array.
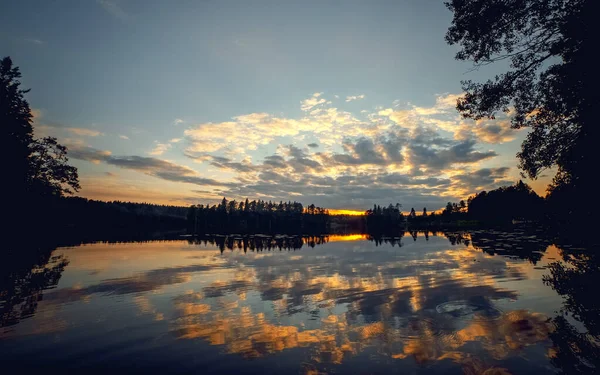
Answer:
[{"left": 0, "top": 0, "right": 550, "bottom": 210}]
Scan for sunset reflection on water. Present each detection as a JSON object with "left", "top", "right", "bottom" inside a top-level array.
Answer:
[{"left": 0, "top": 231, "right": 592, "bottom": 374}]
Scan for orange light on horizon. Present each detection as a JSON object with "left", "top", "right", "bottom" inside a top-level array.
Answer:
[
  {"left": 328, "top": 208, "right": 446, "bottom": 216},
  {"left": 327, "top": 234, "right": 368, "bottom": 242},
  {"left": 328, "top": 209, "right": 365, "bottom": 216}
]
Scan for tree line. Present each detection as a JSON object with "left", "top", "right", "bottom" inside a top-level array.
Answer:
[
  {"left": 187, "top": 198, "right": 330, "bottom": 234},
  {"left": 52, "top": 197, "right": 188, "bottom": 234},
  {"left": 365, "top": 203, "right": 404, "bottom": 234},
  {"left": 362, "top": 180, "right": 569, "bottom": 232}
]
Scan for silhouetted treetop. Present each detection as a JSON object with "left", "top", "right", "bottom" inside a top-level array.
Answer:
[
  {"left": 445, "top": 0, "right": 595, "bottom": 223},
  {"left": 2, "top": 56, "right": 34, "bottom": 198},
  {"left": 467, "top": 180, "right": 544, "bottom": 222},
  {"left": 28, "top": 137, "right": 80, "bottom": 196},
  {"left": 187, "top": 198, "right": 329, "bottom": 234},
  {"left": 2, "top": 56, "right": 80, "bottom": 204}
]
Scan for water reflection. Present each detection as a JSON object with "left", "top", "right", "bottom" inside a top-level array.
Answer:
[
  {"left": 543, "top": 240, "right": 600, "bottom": 374},
  {"left": 0, "top": 244, "right": 69, "bottom": 328},
  {"left": 188, "top": 234, "right": 331, "bottom": 252},
  {"left": 0, "top": 231, "right": 598, "bottom": 374}
]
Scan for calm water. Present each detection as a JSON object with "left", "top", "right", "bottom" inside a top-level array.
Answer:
[{"left": 1, "top": 231, "right": 598, "bottom": 374}]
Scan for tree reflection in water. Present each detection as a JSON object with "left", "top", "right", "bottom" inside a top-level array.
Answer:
[
  {"left": 0, "top": 243, "right": 69, "bottom": 329},
  {"left": 544, "top": 242, "right": 600, "bottom": 374},
  {"left": 1, "top": 231, "right": 598, "bottom": 374}
]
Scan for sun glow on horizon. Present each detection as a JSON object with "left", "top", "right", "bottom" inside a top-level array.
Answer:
[
  {"left": 328, "top": 209, "right": 365, "bottom": 216},
  {"left": 326, "top": 234, "right": 368, "bottom": 242}
]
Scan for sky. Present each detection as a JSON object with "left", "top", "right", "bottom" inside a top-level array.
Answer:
[{"left": 1, "top": 0, "right": 551, "bottom": 211}]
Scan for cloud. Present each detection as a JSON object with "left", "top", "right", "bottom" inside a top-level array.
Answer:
[
  {"left": 69, "top": 145, "right": 233, "bottom": 187},
  {"left": 173, "top": 118, "right": 185, "bottom": 126},
  {"left": 207, "top": 155, "right": 257, "bottom": 173},
  {"left": 449, "top": 167, "right": 512, "bottom": 195},
  {"left": 30, "top": 113, "right": 109, "bottom": 140},
  {"left": 66, "top": 127, "right": 103, "bottom": 137},
  {"left": 119, "top": 135, "right": 129, "bottom": 140},
  {"left": 282, "top": 145, "right": 323, "bottom": 173},
  {"left": 24, "top": 38, "right": 44, "bottom": 45},
  {"left": 184, "top": 111, "right": 339, "bottom": 156},
  {"left": 183, "top": 93, "right": 382, "bottom": 159},
  {"left": 149, "top": 142, "right": 171, "bottom": 156},
  {"left": 470, "top": 119, "right": 517, "bottom": 144},
  {"left": 61, "top": 91, "right": 521, "bottom": 209},
  {"left": 412, "top": 93, "right": 462, "bottom": 115},
  {"left": 407, "top": 139, "right": 497, "bottom": 173},
  {"left": 301, "top": 92, "right": 327, "bottom": 111},
  {"left": 263, "top": 155, "right": 287, "bottom": 169},
  {"left": 78, "top": 176, "right": 204, "bottom": 205},
  {"left": 107, "top": 156, "right": 230, "bottom": 186},
  {"left": 379, "top": 174, "right": 451, "bottom": 187},
  {"left": 98, "top": 0, "right": 127, "bottom": 21},
  {"left": 332, "top": 138, "right": 389, "bottom": 166},
  {"left": 68, "top": 146, "right": 112, "bottom": 164},
  {"left": 45, "top": 263, "right": 225, "bottom": 302},
  {"left": 176, "top": 91, "right": 512, "bottom": 209},
  {"left": 149, "top": 137, "right": 184, "bottom": 155},
  {"left": 345, "top": 94, "right": 365, "bottom": 102},
  {"left": 198, "top": 137, "right": 500, "bottom": 209},
  {"left": 377, "top": 93, "right": 519, "bottom": 145},
  {"left": 223, "top": 167, "right": 463, "bottom": 211}
]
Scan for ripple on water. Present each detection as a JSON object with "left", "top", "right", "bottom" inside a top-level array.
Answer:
[
  {"left": 435, "top": 300, "right": 503, "bottom": 320},
  {"left": 395, "top": 316, "right": 444, "bottom": 339}
]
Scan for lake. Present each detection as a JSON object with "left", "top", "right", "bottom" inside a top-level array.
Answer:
[{"left": 1, "top": 230, "right": 598, "bottom": 374}]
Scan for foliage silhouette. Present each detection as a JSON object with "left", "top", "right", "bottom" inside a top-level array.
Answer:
[
  {"left": 1, "top": 57, "right": 79, "bottom": 204},
  {"left": 548, "top": 315, "right": 600, "bottom": 374},
  {"left": 28, "top": 137, "right": 80, "bottom": 197},
  {"left": 445, "top": 0, "right": 596, "bottom": 225},
  {"left": 469, "top": 229, "right": 550, "bottom": 263},
  {"left": 0, "top": 242, "right": 69, "bottom": 328},
  {"left": 467, "top": 180, "right": 544, "bottom": 223},
  {"left": 544, "top": 246, "right": 600, "bottom": 336},
  {"left": 187, "top": 198, "right": 329, "bottom": 234},
  {"left": 365, "top": 203, "right": 404, "bottom": 233},
  {"left": 51, "top": 197, "right": 188, "bottom": 238},
  {"left": 543, "top": 243, "right": 600, "bottom": 374},
  {"left": 187, "top": 234, "right": 329, "bottom": 252}
]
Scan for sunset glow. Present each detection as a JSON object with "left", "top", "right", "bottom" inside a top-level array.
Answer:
[
  {"left": 325, "top": 234, "right": 368, "bottom": 242},
  {"left": 328, "top": 209, "right": 365, "bottom": 216}
]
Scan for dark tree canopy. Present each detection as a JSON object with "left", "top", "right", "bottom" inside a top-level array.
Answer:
[
  {"left": 28, "top": 137, "right": 80, "bottom": 196},
  {"left": 365, "top": 203, "right": 404, "bottom": 233},
  {"left": 187, "top": 198, "right": 330, "bottom": 234},
  {"left": 467, "top": 180, "right": 544, "bottom": 223},
  {"left": 1, "top": 56, "right": 79, "bottom": 203},
  {"left": 2, "top": 56, "right": 34, "bottom": 197},
  {"left": 445, "top": 0, "right": 595, "bottom": 219}
]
